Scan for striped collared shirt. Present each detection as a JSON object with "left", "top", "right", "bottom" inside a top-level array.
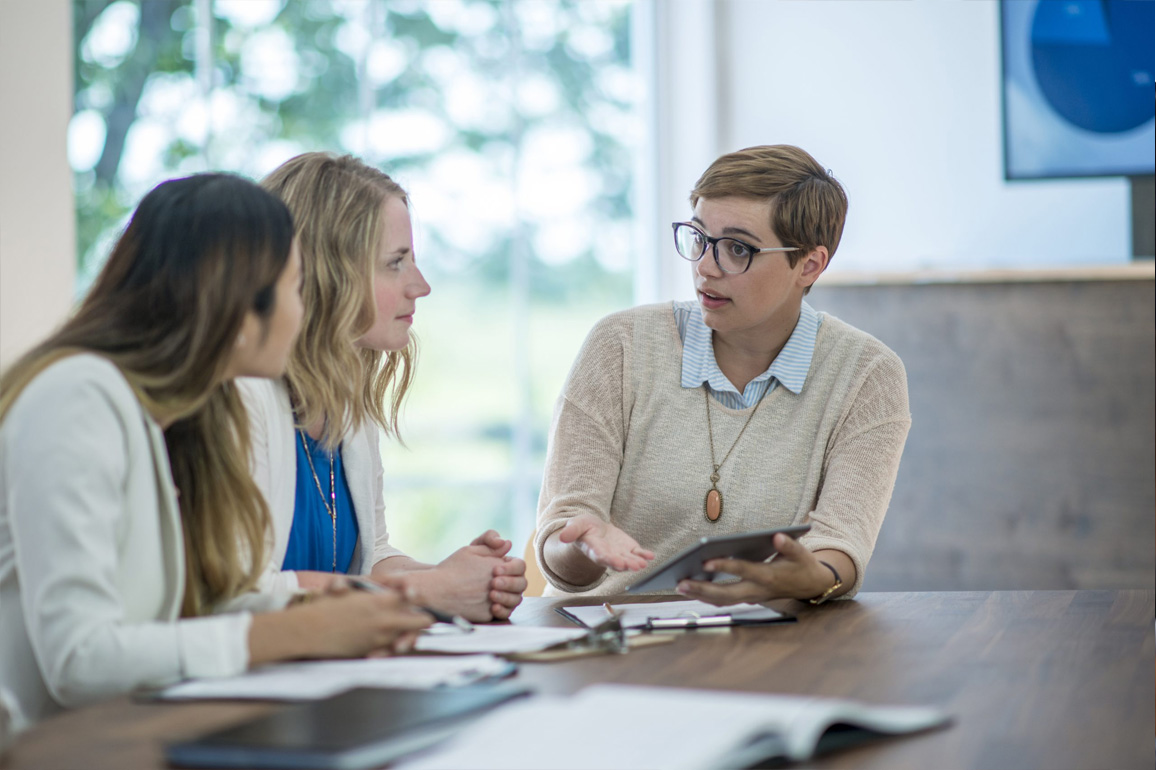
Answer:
[{"left": 675, "top": 299, "right": 822, "bottom": 409}]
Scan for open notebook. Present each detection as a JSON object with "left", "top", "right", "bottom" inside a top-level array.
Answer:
[{"left": 396, "top": 684, "right": 951, "bottom": 770}]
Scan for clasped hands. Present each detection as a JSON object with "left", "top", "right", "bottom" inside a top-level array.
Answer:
[
  {"left": 376, "top": 530, "right": 528, "bottom": 623},
  {"left": 557, "top": 513, "right": 838, "bottom": 605},
  {"left": 298, "top": 530, "right": 527, "bottom": 623}
]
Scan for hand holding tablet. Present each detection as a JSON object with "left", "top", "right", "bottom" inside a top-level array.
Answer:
[{"left": 625, "top": 525, "right": 811, "bottom": 594}]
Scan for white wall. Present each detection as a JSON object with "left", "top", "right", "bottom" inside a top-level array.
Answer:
[
  {"left": 711, "top": 0, "right": 1131, "bottom": 276},
  {"left": 0, "top": 0, "right": 75, "bottom": 370}
]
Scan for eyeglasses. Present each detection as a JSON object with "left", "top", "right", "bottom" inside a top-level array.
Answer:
[{"left": 671, "top": 222, "right": 798, "bottom": 274}]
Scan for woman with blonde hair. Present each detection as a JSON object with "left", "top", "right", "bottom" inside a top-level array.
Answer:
[
  {"left": 242, "top": 153, "right": 527, "bottom": 622},
  {"left": 0, "top": 174, "right": 430, "bottom": 730}
]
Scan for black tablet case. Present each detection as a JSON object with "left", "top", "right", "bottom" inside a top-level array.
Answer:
[
  {"left": 165, "top": 685, "right": 530, "bottom": 769},
  {"left": 625, "top": 524, "right": 811, "bottom": 593}
]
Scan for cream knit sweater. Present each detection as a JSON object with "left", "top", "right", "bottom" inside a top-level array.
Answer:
[{"left": 535, "top": 302, "right": 910, "bottom": 598}]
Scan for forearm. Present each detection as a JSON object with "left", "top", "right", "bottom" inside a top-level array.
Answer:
[
  {"left": 293, "top": 570, "right": 339, "bottom": 592},
  {"left": 810, "top": 549, "right": 856, "bottom": 601},
  {"left": 370, "top": 555, "right": 433, "bottom": 579},
  {"left": 248, "top": 610, "right": 315, "bottom": 666}
]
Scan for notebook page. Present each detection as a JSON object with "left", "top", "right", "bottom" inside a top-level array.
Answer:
[
  {"left": 562, "top": 599, "right": 783, "bottom": 629},
  {"left": 396, "top": 691, "right": 775, "bottom": 770},
  {"left": 157, "top": 655, "right": 513, "bottom": 700},
  {"left": 397, "top": 684, "right": 949, "bottom": 769},
  {"left": 414, "top": 624, "right": 588, "bottom": 654}
]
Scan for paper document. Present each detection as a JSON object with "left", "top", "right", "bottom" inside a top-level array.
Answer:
[
  {"left": 560, "top": 599, "right": 785, "bottom": 630},
  {"left": 414, "top": 624, "right": 588, "bottom": 654},
  {"left": 396, "top": 684, "right": 950, "bottom": 770},
  {"left": 156, "top": 654, "right": 513, "bottom": 701}
]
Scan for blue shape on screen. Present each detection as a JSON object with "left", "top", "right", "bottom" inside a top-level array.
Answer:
[
  {"left": 1031, "top": 1, "right": 1110, "bottom": 44},
  {"left": 1030, "top": 0, "right": 1155, "bottom": 133}
]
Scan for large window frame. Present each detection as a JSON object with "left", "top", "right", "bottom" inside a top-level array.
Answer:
[{"left": 67, "top": 0, "right": 656, "bottom": 557}]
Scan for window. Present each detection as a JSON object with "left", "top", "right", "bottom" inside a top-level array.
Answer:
[{"left": 71, "top": 0, "right": 643, "bottom": 559}]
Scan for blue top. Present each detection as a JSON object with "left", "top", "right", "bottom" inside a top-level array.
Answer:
[
  {"left": 675, "top": 299, "right": 822, "bottom": 409},
  {"left": 283, "top": 430, "right": 359, "bottom": 573}
]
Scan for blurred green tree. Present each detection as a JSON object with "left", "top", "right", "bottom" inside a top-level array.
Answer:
[
  {"left": 71, "top": 0, "right": 639, "bottom": 559},
  {"left": 72, "top": 0, "right": 635, "bottom": 300}
]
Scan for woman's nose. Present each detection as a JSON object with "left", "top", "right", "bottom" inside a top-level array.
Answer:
[
  {"left": 408, "top": 266, "right": 431, "bottom": 298},
  {"left": 694, "top": 247, "right": 723, "bottom": 278}
]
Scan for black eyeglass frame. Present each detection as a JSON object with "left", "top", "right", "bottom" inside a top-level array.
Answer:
[{"left": 671, "top": 222, "right": 799, "bottom": 274}]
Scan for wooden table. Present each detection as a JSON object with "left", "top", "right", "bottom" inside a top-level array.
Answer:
[{"left": 4, "top": 590, "right": 1153, "bottom": 769}]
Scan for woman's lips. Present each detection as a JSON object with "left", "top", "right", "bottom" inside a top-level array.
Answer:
[{"left": 698, "top": 289, "right": 730, "bottom": 310}]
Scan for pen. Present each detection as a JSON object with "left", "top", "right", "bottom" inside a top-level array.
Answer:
[
  {"left": 603, "top": 602, "right": 620, "bottom": 619},
  {"left": 346, "top": 576, "right": 474, "bottom": 633},
  {"left": 419, "top": 606, "right": 475, "bottom": 634}
]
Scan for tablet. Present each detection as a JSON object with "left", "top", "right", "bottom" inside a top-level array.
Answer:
[
  {"left": 165, "top": 685, "right": 530, "bottom": 769},
  {"left": 625, "top": 525, "right": 811, "bottom": 594}
]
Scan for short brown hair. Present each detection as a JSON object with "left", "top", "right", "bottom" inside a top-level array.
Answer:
[{"left": 690, "top": 145, "right": 848, "bottom": 269}]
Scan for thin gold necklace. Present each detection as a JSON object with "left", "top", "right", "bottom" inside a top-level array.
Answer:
[
  {"left": 299, "top": 429, "right": 337, "bottom": 572},
  {"left": 703, "top": 386, "right": 766, "bottom": 523}
]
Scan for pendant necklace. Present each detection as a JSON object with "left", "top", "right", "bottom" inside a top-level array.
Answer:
[
  {"left": 703, "top": 385, "right": 766, "bottom": 523},
  {"left": 299, "top": 429, "right": 338, "bottom": 572}
]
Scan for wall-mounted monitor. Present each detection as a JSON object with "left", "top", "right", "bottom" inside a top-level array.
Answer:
[{"left": 1000, "top": 0, "right": 1155, "bottom": 180}]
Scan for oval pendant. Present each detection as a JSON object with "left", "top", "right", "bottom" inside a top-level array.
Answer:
[{"left": 705, "top": 488, "right": 722, "bottom": 522}]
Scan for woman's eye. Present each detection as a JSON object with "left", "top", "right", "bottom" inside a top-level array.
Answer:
[{"left": 727, "top": 241, "right": 750, "bottom": 258}]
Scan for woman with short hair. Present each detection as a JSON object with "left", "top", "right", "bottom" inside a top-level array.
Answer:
[{"left": 537, "top": 145, "right": 911, "bottom": 604}]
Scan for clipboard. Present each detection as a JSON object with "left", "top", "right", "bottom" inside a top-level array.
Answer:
[
  {"left": 556, "top": 600, "right": 794, "bottom": 632},
  {"left": 625, "top": 524, "right": 811, "bottom": 594}
]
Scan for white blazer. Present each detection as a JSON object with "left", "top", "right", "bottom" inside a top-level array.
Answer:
[
  {"left": 0, "top": 355, "right": 250, "bottom": 730},
  {"left": 237, "top": 378, "right": 405, "bottom": 594}
]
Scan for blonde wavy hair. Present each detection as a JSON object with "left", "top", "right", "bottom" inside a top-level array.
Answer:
[
  {"left": 0, "top": 174, "right": 294, "bottom": 617},
  {"left": 261, "top": 153, "right": 416, "bottom": 448}
]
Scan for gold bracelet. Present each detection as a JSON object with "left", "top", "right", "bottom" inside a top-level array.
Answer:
[{"left": 807, "top": 561, "right": 843, "bottom": 605}]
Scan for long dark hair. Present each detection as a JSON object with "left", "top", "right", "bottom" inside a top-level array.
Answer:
[{"left": 0, "top": 173, "right": 294, "bottom": 615}]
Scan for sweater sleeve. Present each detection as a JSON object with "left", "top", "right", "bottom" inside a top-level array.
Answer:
[
  {"left": 535, "top": 314, "right": 632, "bottom": 593},
  {"left": 800, "top": 350, "right": 911, "bottom": 598},
  {"left": 3, "top": 361, "right": 251, "bottom": 708}
]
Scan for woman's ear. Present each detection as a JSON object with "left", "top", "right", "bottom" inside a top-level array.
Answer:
[{"left": 798, "top": 246, "right": 830, "bottom": 289}]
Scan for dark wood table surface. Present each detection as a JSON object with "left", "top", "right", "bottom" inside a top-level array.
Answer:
[{"left": 4, "top": 590, "right": 1153, "bottom": 769}]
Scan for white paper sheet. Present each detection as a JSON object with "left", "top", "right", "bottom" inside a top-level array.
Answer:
[
  {"left": 414, "top": 624, "right": 588, "bottom": 654},
  {"left": 561, "top": 599, "right": 784, "bottom": 629},
  {"left": 397, "top": 684, "right": 950, "bottom": 770},
  {"left": 395, "top": 687, "right": 797, "bottom": 770},
  {"left": 156, "top": 654, "right": 513, "bottom": 700}
]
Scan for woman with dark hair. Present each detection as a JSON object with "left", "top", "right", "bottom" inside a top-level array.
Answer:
[{"left": 0, "top": 174, "right": 430, "bottom": 731}]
